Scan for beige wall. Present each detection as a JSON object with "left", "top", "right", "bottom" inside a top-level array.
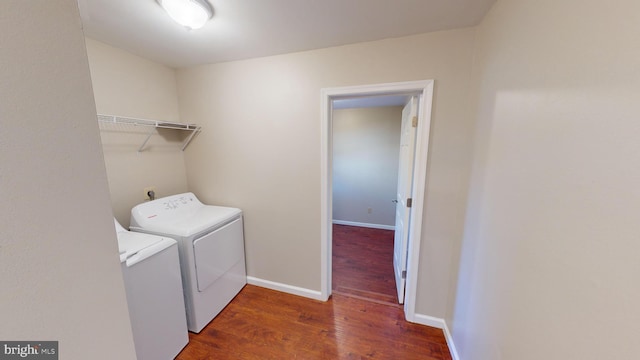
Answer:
[
  {"left": 85, "top": 38, "right": 188, "bottom": 227},
  {"left": 333, "top": 107, "right": 402, "bottom": 227},
  {"left": 177, "top": 28, "right": 477, "bottom": 317},
  {"left": 452, "top": 0, "right": 640, "bottom": 358},
  {"left": 0, "top": 1, "right": 136, "bottom": 359}
]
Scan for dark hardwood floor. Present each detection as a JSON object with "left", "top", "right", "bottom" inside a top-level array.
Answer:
[
  {"left": 176, "top": 225, "right": 452, "bottom": 359},
  {"left": 332, "top": 224, "right": 398, "bottom": 305}
]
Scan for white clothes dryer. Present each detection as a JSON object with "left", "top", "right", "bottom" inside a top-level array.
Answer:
[
  {"left": 129, "top": 192, "right": 247, "bottom": 333},
  {"left": 115, "top": 219, "right": 188, "bottom": 360}
]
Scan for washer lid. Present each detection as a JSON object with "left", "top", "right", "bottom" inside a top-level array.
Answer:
[
  {"left": 130, "top": 192, "right": 242, "bottom": 237},
  {"left": 117, "top": 230, "right": 176, "bottom": 266}
]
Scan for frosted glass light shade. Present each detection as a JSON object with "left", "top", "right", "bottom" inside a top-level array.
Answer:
[{"left": 158, "top": 0, "right": 212, "bottom": 30}]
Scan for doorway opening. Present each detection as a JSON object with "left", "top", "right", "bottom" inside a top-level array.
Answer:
[
  {"left": 331, "top": 99, "right": 410, "bottom": 306},
  {"left": 321, "top": 80, "right": 434, "bottom": 322}
]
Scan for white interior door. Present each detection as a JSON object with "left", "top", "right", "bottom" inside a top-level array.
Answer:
[{"left": 393, "top": 96, "right": 418, "bottom": 304}]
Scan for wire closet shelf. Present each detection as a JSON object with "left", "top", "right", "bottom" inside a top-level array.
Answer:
[{"left": 97, "top": 114, "right": 201, "bottom": 152}]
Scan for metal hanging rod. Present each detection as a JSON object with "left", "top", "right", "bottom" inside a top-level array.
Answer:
[{"left": 97, "top": 114, "right": 201, "bottom": 152}]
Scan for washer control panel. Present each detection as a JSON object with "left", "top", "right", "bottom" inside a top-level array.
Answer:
[
  {"left": 132, "top": 192, "right": 203, "bottom": 224},
  {"left": 163, "top": 194, "right": 195, "bottom": 211}
]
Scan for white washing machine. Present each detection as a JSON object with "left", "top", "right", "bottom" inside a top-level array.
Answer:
[
  {"left": 129, "top": 192, "right": 247, "bottom": 333},
  {"left": 115, "top": 219, "right": 189, "bottom": 360}
]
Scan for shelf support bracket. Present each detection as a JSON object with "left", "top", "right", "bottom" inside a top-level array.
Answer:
[
  {"left": 181, "top": 128, "right": 200, "bottom": 151},
  {"left": 138, "top": 127, "right": 156, "bottom": 152}
]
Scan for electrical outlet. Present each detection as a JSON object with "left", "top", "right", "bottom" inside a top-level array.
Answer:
[
  {"left": 367, "top": 207, "right": 372, "bottom": 214},
  {"left": 143, "top": 186, "right": 157, "bottom": 201}
]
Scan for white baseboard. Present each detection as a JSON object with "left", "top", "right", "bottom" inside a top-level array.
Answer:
[
  {"left": 442, "top": 321, "right": 460, "bottom": 360},
  {"left": 246, "top": 276, "right": 325, "bottom": 301},
  {"left": 412, "top": 314, "right": 459, "bottom": 360},
  {"left": 412, "top": 313, "right": 446, "bottom": 329},
  {"left": 332, "top": 220, "right": 395, "bottom": 231}
]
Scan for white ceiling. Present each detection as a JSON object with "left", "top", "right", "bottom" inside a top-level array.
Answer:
[{"left": 78, "top": 0, "right": 495, "bottom": 68}]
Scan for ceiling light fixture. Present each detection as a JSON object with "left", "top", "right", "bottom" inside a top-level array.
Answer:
[{"left": 157, "top": 0, "right": 213, "bottom": 30}]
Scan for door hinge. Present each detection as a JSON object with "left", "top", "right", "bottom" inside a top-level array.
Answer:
[
  {"left": 406, "top": 198, "right": 412, "bottom": 208},
  {"left": 402, "top": 270, "right": 407, "bottom": 279},
  {"left": 412, "top": 116, "right": 418, "bottom": 127}
]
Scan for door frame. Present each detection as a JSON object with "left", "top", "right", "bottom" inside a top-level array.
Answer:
[{"left": 320, "top": 80, "right": 434, "bottom": 322}]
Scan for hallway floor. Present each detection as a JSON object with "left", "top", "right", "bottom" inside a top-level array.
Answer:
[{"left": 332, "top": 224, "right": 399, "bottom": 305}]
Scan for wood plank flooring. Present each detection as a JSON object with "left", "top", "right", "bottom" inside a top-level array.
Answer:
[
  {"left": 176, "top": 225, "right": 452, "bottom": 359},
  {"left": 332, "top": 224, "right": 398, "bottom": 305},
  {"left": 176, "top": 285, "right": 451, "bottom": 359}
]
